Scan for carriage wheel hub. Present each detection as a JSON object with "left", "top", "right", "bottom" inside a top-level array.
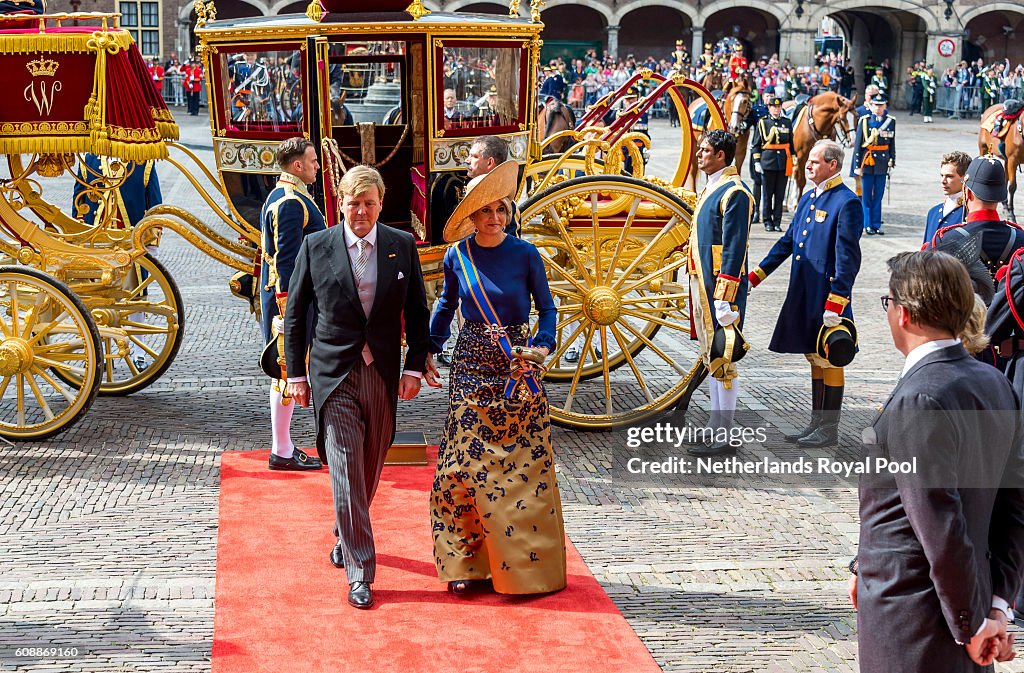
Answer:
[
  {"left": 583, "top": 287, "right": 621, "bottom": 326},
  {"left": 0, "top": 339, "right": 33, "bottom": 376}
]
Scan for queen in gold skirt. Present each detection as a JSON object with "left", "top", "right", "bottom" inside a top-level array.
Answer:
[{"left": 424, "top": 161, "right": 566, "bottom": 596}]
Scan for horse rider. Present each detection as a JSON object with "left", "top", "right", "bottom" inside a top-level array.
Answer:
[
  {"left": 747, "top": 91, "right": 771, "bottom": 224},
  {"left": 669, "top": 39, "right": 689, "bottom": 74},
  {"left": 852, "top": 93, "right": 895, "bottom": 235},
  {"left": 728, "top": 44, "right": 747, "bottom": 83},
  {"left": 698, "top": 43, "right": 714, "bottom": 79},
  {"left": 751, "top": 95, "right": 795, "bottom": 232},
  {"left": 539, "top": 65, "right": 566, "bottom": 103},
  {"left": 927, "top": 155, "right": 1024, "bottom": 289}
]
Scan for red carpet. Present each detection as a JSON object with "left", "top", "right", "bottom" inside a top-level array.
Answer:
[{"left": 213, "top": 450, "right": 661, "bottom": 673}]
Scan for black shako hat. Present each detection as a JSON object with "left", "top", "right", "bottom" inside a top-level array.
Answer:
[
  {"left": 816, "top": 317, "right": 858, "bottom": 367},
  {"left": 964, "top": 154, "right": 1008, "bottom": 203}
]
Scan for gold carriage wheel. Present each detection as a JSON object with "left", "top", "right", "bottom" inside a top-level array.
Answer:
[
  {"left": 50, "top": 253, "right": 184, "bottom": 396},
  {"left": 0, "top": 266, "right": 102, "bottom": 441},
  {"left": 519, "top": 174, "right": 700, "bottom": 429}
]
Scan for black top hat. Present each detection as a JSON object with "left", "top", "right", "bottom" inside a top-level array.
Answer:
[
  {"left": 768, "top": 96, "right": 782, "bottom": 106},
  {"left": 709, "top": 324, "right": 749, "bottom": 377},
  {"left": 816, "top": 318, "right": 858, "bottom": 367},
  {"left": 964, "top": 154, "right": 1008, "bottom": 203}
]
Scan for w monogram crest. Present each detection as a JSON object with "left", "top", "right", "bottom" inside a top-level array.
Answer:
[{"left": 24, "top": 58, "right": 61, "bottom": 117}]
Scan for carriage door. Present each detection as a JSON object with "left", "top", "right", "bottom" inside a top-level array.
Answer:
[{"left": 319, "top": 38, "right": 426, "bottom": 238}]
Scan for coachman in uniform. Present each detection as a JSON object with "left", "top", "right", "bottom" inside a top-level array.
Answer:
[
  {"left": 686, "top": 130, "right": 754, "bottom": 457},
  {"left": 751, "top": 96, "right": 794, "bottom": 232},
  {"left": 927, "top": 155, "right": 1024, "bottom": 289},
  {"left": 749, "top": 139, "right": 863, "bottom": 448},
  {"left": 852, "top": 93, "right": 895, "bottom": 235},
  {"left": 260, "top": 137, "right": 326, "bottom": 471}
]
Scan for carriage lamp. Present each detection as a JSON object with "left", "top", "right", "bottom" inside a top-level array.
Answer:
[
  {"left": 943, "top": 0, "right": 955, "bottom": 21},
  {"left": 795, "top": 0, "right": 806, "bottom": 19}
]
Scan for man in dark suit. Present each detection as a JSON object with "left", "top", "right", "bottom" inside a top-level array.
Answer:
[
  {"left": 284, "top": 165, "right": 431, "bottom": 610},
  {"left": 851, "top": 249, "right": 1024, "bottom": 670}
]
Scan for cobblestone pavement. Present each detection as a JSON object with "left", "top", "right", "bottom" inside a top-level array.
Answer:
[{"left": 1, "top": 107, "right": 1023, "bottom": 673}]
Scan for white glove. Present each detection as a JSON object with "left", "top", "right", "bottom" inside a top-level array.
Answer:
[
  {"left": 715, "top": 300, "right": 740, "bottom": 327},
  {"left": 272, "top": 315, "right": 284, "bottom": 335},
  {"left": 853, "top": 168, "right": 862, "bottom": 176},
  {"left": 823, "top": 310, "right": 842, "bottom": 328},
  {"left": 754, "top": 162, "right": 763, "bottom": 174}
]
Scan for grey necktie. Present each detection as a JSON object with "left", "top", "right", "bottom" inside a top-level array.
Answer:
[{"left": 353, "top": 238, "right": 369, "bottom": 285}]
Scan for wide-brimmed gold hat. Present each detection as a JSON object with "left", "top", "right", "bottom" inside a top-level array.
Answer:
[{"left": 443, "top": 160, "right": 519, "bottom": 243}]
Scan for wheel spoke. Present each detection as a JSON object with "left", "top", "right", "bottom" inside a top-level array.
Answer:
[
  {"left": 16, "top": 373, "right": 25, "bottom": 426},
  {"left": 127, "top": 335, "right": 159, "bottom": 359},
  {"left": 555, "top": 310, "right": 584, "bottom": 331},
  {"left": 591, "top": 193, "right": 602, "bottom": 285},
  {"left": 549, "top": 284, "right": 581, "bottom": 299},
  {"left": 538, "top": 251, "right": 590, "bottom": 295},
  {"left": 548, "top": 317, "right": 588, "bottom": 367},
  {"left": 599, "top": 325, "right": 612, "bottom": 416},
  {"left": 606, "top": 195, "right": 642, "bottom": 284},
  {"left": 27, "top": 311, "right": 72, "bottom": 345},
  {"left": 0, "top": 375, "right": 11, "bottom": 399},
  {"left": 24, "top": 372, "right": 54, "bottom": 421},
  {"left": 8, "top": 282, "right": 20, "bottom": 336},
  {"left": 617, "top": 256, "right": 689, "bottom": 295},
  {"left": 563, "top": 323, "right": 596, "bottom": 413},
  {"left": 620, "top": 292, "right": 690, "bottom": 305},
  {"left": 34, "top": 355, "right": 87, "bottom": 378},
  {"left": 104, "top": 338, "right": 115, "bottom": 382},
  {"left": 546, "top": 205, "right": 594, "bottom": 287},
  {"left": 610, "top": 215, "right": 680, "bottom": 291},
  {"left": 619, "top": 307, "right": 692, "bottom": 333},
  {"left": 609, "top": 323, "right": 654, "bottom": 403},
  {"left": 618, "top": 319, "right": 689, "bottom": 375},
  {"left": 30, "top": 365, "right": 76, "bottom": 404},
  {"left": 124, "top": 274, "right": 156, "bottom": 301}
]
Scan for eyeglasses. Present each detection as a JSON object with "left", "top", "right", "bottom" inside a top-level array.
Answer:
[{"left": 880, "top": 295, "right": 898, "bottom": 311}]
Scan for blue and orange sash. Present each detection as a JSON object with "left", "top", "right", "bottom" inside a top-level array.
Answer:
[{"left": 454, "top": 240, "right": 542, "bottom": 399}]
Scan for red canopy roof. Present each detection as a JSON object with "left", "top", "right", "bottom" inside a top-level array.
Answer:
[{"left": 0, "top": 24, "right": 179, "bottom": 161}]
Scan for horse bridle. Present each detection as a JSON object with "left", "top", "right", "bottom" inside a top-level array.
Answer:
[{"left": 806, "top": 101, "right": 852, "bottom": 145}]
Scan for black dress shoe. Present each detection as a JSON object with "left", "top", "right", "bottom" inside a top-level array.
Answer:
[
  {"left": 865, "top": 228, "right": 876, "bottom": 236},
  {"left": 874, "top": 229, "right": 884, "bottom": 236},
  {"left": 330, "top": 543, "right": 345, "bottom": 569},
  {"left": 437, "top": 352, "right": 454, "bottom": 367},
  {"left": 764, "top": 224, "right": 773, "bottom": 231},
  {"left": 687, "top": 440, "right": 736, "bottom": 457},
  {"left": 348, "top": 581, "right": 373, "bottom": 609},
  {"left": 268, "top": 448, "right": 322, "bottom": 471},
  {"left": 447, "top": 578, "right": 493, "bottom": 596}
]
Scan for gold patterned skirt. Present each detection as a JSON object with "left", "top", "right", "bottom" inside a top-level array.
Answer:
[{"left": 430, "top": 320, "right": 567, "bottom": 594}]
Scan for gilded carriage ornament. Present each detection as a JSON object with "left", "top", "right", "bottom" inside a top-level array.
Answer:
[{"left": 24, "top": 57, "right": 61, "bottom": 116}]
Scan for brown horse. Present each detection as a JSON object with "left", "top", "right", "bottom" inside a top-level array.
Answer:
[
  {"left": 790, "top": 91, "right": 858, "bottom": 202},
  {"left": 537, "top": 98, "right": 577, "bottom": 155},
  {"left": 978, "top": 104, "right": 1024, "bottom": 221},
  {"left": 697, "top": 69, "right": 724, "bottom": 93},
  {"left": 723, "top": 77, "right": 753, "bottom": 177}
]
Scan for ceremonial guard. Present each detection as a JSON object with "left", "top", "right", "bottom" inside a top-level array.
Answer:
[
  {"left": 668, "top": 39, "right": 689, "bottom": 74},
  {"left": 920, "top": 64, "right": 937, "bottom": 123},
  {"left": 981, "top": 67, "right": 999, "bottom": 112},
  {"left": 183, "top": 58, "right": 203, "bottom": 117},
  {"left": 538, "top": 65, "right": 566, "bottom": 103},
  {"left": 751, "top": 96, "right": 794, "bottom": 232},
  {"left": 922, "top": 151, "right": 969, "bottom": 244},
  {"left": 686, "top": 130, "right": 754, "bottom": 458},
  {"left": 260, "top": 138, "right": 326, "bottom": 471},
  {"left": 927, "top": 155, "right": 1024, "bottom": 287},
  {"left": 851, "top": 93, "right": 895, "bottom": 235},
  {"left": 698, "top": 43, "right": 715, "bottom": 79},
  {"left": 728, "top": 44, "right": 747, "bottom": 82},
  {"left": 747, "top": 91, "right": 770, "bottom": 224},
  {"left": 749, "top": 140, "right": 863, "bottom": 448}
]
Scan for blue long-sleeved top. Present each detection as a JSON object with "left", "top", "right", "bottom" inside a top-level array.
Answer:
[{"left": 429, "top": 235, "right": 556, "bottom": 353}]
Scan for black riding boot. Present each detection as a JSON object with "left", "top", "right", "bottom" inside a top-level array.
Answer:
[
  {"left": 798, "top": 385, "right": 843, "bottom": 448},
  {"left": 784, "top": 377, "right": 824, "bottom": 442}
]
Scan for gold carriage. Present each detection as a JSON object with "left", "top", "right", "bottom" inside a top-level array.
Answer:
[{"left": 0, "top": 0, "right": 727, "bottom": 440}]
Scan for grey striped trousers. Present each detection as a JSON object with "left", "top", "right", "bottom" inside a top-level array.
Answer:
[{"left": 323, "top": 359, "right": 394, "bottom": 584}]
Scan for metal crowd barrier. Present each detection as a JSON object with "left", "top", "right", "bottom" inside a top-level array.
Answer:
[{"left": 161, "top": 71, "right": 208, "bottom": 109}]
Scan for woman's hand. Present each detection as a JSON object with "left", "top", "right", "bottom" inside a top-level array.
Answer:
[{"left": 424, "top": 353, "right": 444, "bottom": 388}]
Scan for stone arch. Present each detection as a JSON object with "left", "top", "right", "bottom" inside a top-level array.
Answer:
[
  {"left": 542, "top": 0, "right": 612, "bottom": 24},
  {"left": 443, "top": 0, "right": 509, "bottom": 12},
  {"left": 269, "top": 0, "right": 306, "bottom": 14},
  {"left": 615, "top": 5, "right": 693, "bottom": 63},
  {"left": 806, "top": 0, "right": 938, "bottom": 34},
  {"left": 961, "top": 6, "right": 1024, "bottom": 63},
  {"left": 960, "top": 2, "right": 1024, "bottom": 26},
  {"left": 611, "top": 0, "right": 695, "bottom": 26},
  {"left": 696, "top": 0, "right": 787, "bottom": 28}
]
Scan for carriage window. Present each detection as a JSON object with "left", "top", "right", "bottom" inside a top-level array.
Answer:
[
  {"left": 218, "top": 48, "right": 304, "bottom": 134},
  {"left": 437, "top": 44, "right": 524, "bottom": 134},
  {"left": 327, "top": 58, "right": 404, "bottom": 126}
]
